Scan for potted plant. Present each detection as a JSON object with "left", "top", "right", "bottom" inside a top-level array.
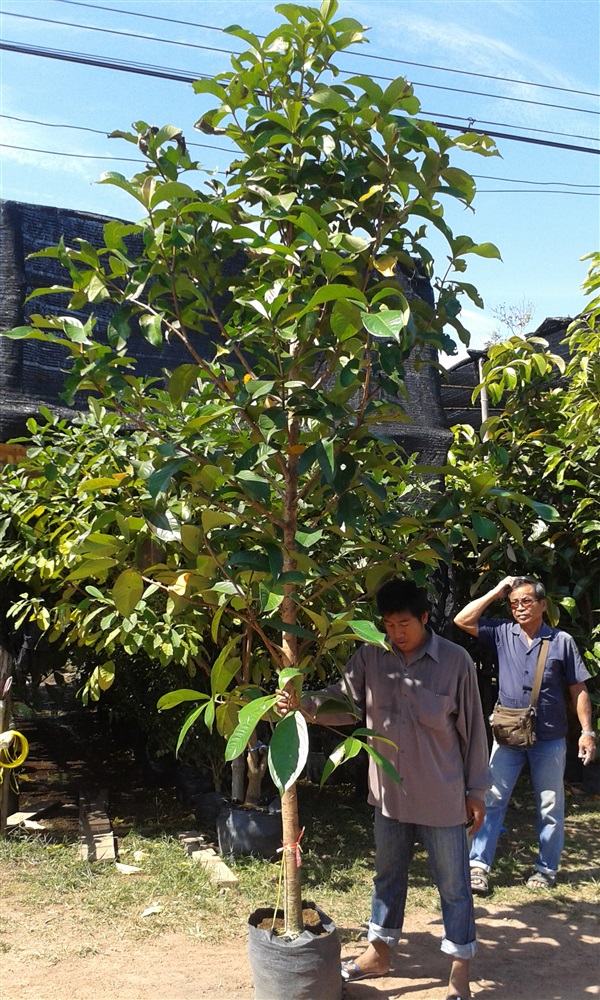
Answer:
[{"left": 0, "top": 2, "right": 506, "bottom": 994}]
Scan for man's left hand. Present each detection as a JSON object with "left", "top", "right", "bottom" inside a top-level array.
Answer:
[{"left": 465, "top": 795, "right": 486, "bottom": 836}]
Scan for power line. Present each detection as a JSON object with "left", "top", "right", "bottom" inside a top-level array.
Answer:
[
  {"left": 53, "top": 0, "right": 600, "bottom": 99},
  {"left": 3, "top": 10, "right": 598, "bottom": 117},
  {"left": 421, "top": 112, "right": 597, "bottom": 145},
  {"left": 4, "top": 114, "right": 599, "bottom": 184},
  {"left": 470, "top": 173, "right": 599, "bottom": 189},
  {"left": 0, "top": 113, "right": 236, "bottom": 154},
  {"left": 433, "top": 120, "right": 599, "bottom": 154},
  {"left": 2, "top": 142, "right": 599, "bottom": 192},
  {"left": 1, "top": 10, "right": 235, "bottom": 58},
  {"left": 1, "top": 41, "right": 599, "bottom": 155},
  {"left": 0, "top": 142, "right": 142, "bottom": 163},
  {"left": 0, "top": 39, "right": 211, "bottom": 84}
]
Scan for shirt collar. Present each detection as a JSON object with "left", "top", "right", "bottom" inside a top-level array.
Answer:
[
  {"left": 390, "top": 625, "right": 439, "bottom": 664},
  {"left": 510, "top": 620, "right": 553, "bottom": 643}
]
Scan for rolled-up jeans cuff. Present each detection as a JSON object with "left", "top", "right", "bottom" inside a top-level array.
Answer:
[
  {"left": 368, "top": 921, "right": 401, "bottom": 947},
  {"left": 441, "top": 936, "right": 477, "bottom": 960}
]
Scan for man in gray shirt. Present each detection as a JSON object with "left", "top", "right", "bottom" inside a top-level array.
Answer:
[{"left": 277, "top": 579, "right": 490, "bottom": 1000}]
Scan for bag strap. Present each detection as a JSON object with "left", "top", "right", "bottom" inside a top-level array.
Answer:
[{"left": 529, "top": 638, "right": 550, "bottom": 710}]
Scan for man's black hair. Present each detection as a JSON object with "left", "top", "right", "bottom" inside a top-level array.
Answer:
[{"left": 376, "top": 578, "right": 430, "bottom": 618}]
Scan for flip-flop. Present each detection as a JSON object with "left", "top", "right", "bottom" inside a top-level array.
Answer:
[{"left": 341, "top": 961, "right": 387, "bottom": 982}]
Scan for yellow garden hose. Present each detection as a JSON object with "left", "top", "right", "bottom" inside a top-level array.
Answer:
[{"left": 0, "top": 730, "right": 29, "bottom": 783}]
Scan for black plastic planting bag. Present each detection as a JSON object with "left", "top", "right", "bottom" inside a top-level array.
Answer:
[
  {"left": 248, "top": 904, "right": 342, "bottom": 1000},
  {"left": 217, "top": 805, "right": 282, "bottom": 859}
]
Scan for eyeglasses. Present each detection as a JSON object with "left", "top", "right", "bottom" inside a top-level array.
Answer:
[{"left": 509, "top": 598, "right": 538, "bottom": 609}]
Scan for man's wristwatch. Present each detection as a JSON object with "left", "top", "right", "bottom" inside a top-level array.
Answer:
[{"left": 581, "top": 730, "right": 596, "bottom": 738}]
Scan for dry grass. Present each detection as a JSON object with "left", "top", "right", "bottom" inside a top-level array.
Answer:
[{"left": 1, "top": 776, "right": 598, "bottom": 952}]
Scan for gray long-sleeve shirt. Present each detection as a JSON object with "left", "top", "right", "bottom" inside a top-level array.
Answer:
[{"left": 304, "top": 628, "right": 491, "bottom": 827}]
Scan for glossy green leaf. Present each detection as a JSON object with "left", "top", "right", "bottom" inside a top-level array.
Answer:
[
  {"left": 347, "top": 620, "right": 388, "bottom": 647},
  {"left": 268, "top": 711, "right": 309, "bottom": 794},
  {"left": 112, "top": 568, "right": 144, "bottom": 617},
  {"left": 225, "top": 695, "right": 278, "bottom": 761},
  {"left": 157, "top": 689, "right": 208, "bottom": 710}
]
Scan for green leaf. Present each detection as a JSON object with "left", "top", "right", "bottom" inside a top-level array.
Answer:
[
  {"left": 320, "top": 736, "right": 362, "bottom": 786},
  {"left": 347, "top": 620, "right": 388, "bottom": 647},
  {"left": 112, "top": 568, "right": 144, "bottom": 617},
  {"left": 157, "top": 689, "right": 208, "bottom": 710},
  {"left": 169, "top": 365, "right": 201, "bottom": 405},
  {"left": 97, "top": 660, "right": 115, "bottom": 691},
  {"left": 528, "top": 501, "right": 561, "bottom": 521},
  {"left": 147, "top": 459, "right": 186, "bottom": 499},
  {"left": 201, "top": 509, "right": 237, "bottom": 531},
  {"left": 268, "top": 711, "right": 309, "bottom": 794},
  {"left": 66, "top": 557, "right": 117, "bottom": 581},
  {"left": 361, "top": 742, "right": 402, "bottom": 785},
  {"left": 139, "top": 313, "right": 163, "bottom": 347},
  {"left": 363, "top": 309, "right": 410, "bottom": 341},
  {"left": 211, "top": 640, "right": 242, "bottom": 696},
  {"left": 225, "top": 695, "right": 277, "bottom": 761},
  {"left": 297, "top": 284, "right": 366, "bottom": 319},
  {"left": 316, "top": 439, "right": 335, "bottom": 484},
  {"left": 471, "top": 513, "right": 497, "bottom": 541},
  {"left": 308, "top": 87, "right": 349, "bottom": 113},
  {"left": 1, "top": 326, "right": 34, "bottom": 339},
  {"left": 176, "top": 702, "right": 210, "bottom": 756}
]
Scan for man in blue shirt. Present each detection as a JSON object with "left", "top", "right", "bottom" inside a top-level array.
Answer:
[{"left": 454, "top": 575, "right": 594, "bottom": 893}]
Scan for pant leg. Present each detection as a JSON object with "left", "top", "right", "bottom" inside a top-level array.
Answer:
[
  {"left": 420, "top": 823, "right": 477, "bottom": 960},
  {"left": 469, "top": 742, "right": 526, "bottom": 872},
  {"left": 527, "top": 737, "right": 566, "bottom": 877},
  {"left": 368, "top": 809, "right": 415, "bottom": 947}
]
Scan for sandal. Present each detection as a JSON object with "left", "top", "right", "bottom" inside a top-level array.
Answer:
[
  {"left": 526, "top": 871, "right": 556, "bottom": 889},
  {"left": 470, "top": 868, "right": 489, "bottom": 896},
  {"left": 341, "top": 961, "right": 387, "bottom": 982}
]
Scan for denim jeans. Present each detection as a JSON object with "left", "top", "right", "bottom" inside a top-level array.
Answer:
[
  {"left": 369, "top": 809, "right": 476, "bottom": 959},
  {"left": 469, "top": 737, "right": 566, "bottom": 878}
]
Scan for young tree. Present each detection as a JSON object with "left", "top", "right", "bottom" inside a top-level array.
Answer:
[
  {"left": 448, "top": 252, "right": 599, "bottom": 670},
  {"left": 1, "top": 1, "right": 506, "bottom": 931}
]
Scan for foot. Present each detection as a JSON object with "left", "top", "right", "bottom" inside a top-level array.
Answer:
[
  {"left": 470, "top": 866, "right": 489, "bottom": 896},
  {"left": 342, "top": 940, "right": 390, "bottom": 980},
  {"left": 447, "top": 957, "right": 471, "bottom": 1000},
  {"left": 526, "top": 871, "right": 556, "bottom": 889}
]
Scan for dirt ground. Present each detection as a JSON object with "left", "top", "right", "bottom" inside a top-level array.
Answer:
[
  {"left": 2, "top": 712, "right": 598, "bottom": 1000},
  {"left": 2, "top": 886, "right": 599, "bottom": 1000}
]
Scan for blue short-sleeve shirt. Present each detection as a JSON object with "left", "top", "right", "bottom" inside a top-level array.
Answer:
[{"left": 478, "top": 617, "right": 590, "bottom": 740}]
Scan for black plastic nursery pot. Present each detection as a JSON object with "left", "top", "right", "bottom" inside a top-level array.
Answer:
[
  {"left": 217, "top": 804, "right": 282, "bottom": 859},
  {"left": 248, "top": 903, "right": 342, "bottom": 1000}
]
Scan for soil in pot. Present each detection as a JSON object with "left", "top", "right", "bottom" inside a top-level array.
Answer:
[{"left": 248, "top": 902, "right": 342, "bottom": 1000}]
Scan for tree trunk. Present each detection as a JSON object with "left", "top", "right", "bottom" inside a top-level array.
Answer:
[
  {"left": 280, "top": 417, "right": 304, "bottom": 935},
  {"left": 0, "top": 645, "right": 14, "bottom": 835},
  {"left": 231, "top": 753, "right": 246, "bottom": 803},
  {"left": 281, "top": 783, "right": 303, "bottom": 934}
]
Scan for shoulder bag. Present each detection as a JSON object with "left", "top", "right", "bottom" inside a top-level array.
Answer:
[{"left": 490, "top": 638, "right": 550, "bottom": 747}]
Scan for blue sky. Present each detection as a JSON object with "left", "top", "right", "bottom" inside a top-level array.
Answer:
[{"left": 1, "top": 0, "right": 598, "bottom": 359}]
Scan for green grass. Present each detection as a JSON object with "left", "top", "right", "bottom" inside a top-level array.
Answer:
[{"left": 1, "top": 776, "right": 598, "bottom": 948}]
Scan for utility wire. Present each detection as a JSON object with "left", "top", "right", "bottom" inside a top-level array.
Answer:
[
  {"left": 2, "top": 142, "right": 599, "bottom": 191},
  {"left": 0, "top": 113, "right": 234, "bottom": 154},
  {"left": 2, "top": 11, "right": 598, "bottom": 116},
  {"left": 53, "top": 0, "right": 600, "bottom": 99},
  {"left": 4, "top": 114, "right": 599, "bottom": 185},
  {"left": 1, "top": 42, "right": 598, "bottom": 155},
  {"left": 1, "top": 142, "right": 143, "bottom": 163},
  {"left": 421, "top": 112, "right": 597, "bottom": 144},
  {"left": 0, "top": 40, "right": 600, "bottom": 155}
]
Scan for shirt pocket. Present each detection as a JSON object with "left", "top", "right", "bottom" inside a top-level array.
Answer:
[{"left": 415, "top": 686, "right": 454, "bottom": 732}]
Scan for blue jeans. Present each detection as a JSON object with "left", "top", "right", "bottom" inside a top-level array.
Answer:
[
  {"left": 369, "top": 809, "right": 476, "bottom": 959},
  {"left": 470, "top": 737, "right": 566, "bottom": 878}
]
